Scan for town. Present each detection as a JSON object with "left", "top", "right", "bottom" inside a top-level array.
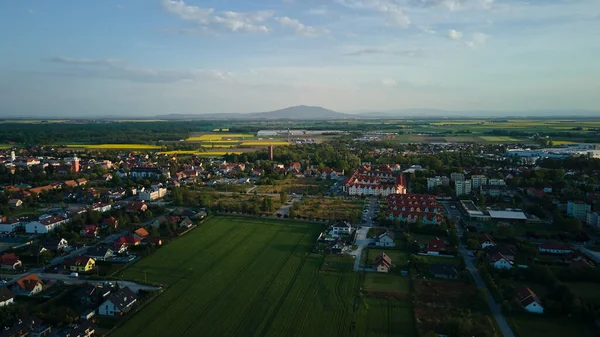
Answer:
[{"left": 0, "top": 121, "right": 600, "bottom": 337}]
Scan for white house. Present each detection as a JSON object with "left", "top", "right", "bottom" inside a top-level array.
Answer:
[
  {"left": 517, "top": 286, "right": 544, "bottom": 314},
  {"left": 478, "top": 234, "right": 496, "bottom": 249},
  {"left": 489, "top": 253, "right": 512, "bottom": 269},
  {"left": 0, "top": 288, "right": 15, "bottom": 307},
  {"left": 0, "top": 219, "right": 20, "bottom": 233},
  {"left": 376, "top": 231, "right": 396, "bottom": 247},
  {"left": 331, "top": 222, "right": 353, "bottom": 236},
  {"left": 25, "top": 216, "right": 69, "bottom": 234},
  {"left": 138, "top": 188, "right": 167, "bottom": 201},
  {"left": 98, "top": 287, "right": 137, "bottom": 316},
  {"left": 89, "top": 203, "right": 112, "bottom": 213}
]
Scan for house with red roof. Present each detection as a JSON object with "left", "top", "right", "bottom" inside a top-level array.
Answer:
[
  {"left": 80, "top": 225, "right": 99, "bottom": 238},
  {"left": 0, "top": 253, "right": 22, "bottom": 270},
  {"left": 374, "top": 253, "right": 392, "bottom": 273},
  {"left": 516, "top": 286, "right": 544, "bottom": 314},
  {"left": 10, "top": 274, "right": 43, "bottom": 296},
  {"left": 116, "top": 235, "right": 140, "bottom": 246},
  {"left": 102, "top": 216, "right": 119, "bottom": 229},
  {"left": 134, "top": 228, "right": 149, "bottom": 239},
  {"left": 426, "top": 238, "right": 446, "bottom": 255},
  {"left": 478, "top": 234, "right": 496, "bottom": 249}
]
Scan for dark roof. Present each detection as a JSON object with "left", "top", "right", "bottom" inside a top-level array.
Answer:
[
  {"left": 86, "top": 246, "right": 113, "bottom": 257},
  {"left": 0, "top": 287, "right": 14, "bottom": 302},
  {"left": 375, "top": 253, "right": 392, "bottom": 267},
  {"left": 131, "top": 167, "right": 162, "bottom": 173},
  {"left": 106, "top": 287, "right": 137, "bottom": 311},
  {"left": 59, "top": 320, "right": 97, "bottom": 337},
  {"left": 71, "top": 284, "right": 97, "bottom": 299},
  {"left": 484, "top": 244, "right": 516, "bottom": 257},
  {"left": 0, "top": 316, "right": 42, "bottom": 337},
  {"left": 429, "top": 263, "right": 458, "bottom": 277},
  {"left": 333, "top": 221, "right": 352, "bottom": 228}
]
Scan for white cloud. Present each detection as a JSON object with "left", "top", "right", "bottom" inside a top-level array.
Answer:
[
  {"left": 344, "top": 48, "right": 423, "bottom": 56},
  {"left": 447, "top": 29, "right": 463, "bottom": 40},
  {"left": 162, "top": 0, "right": 273, "bottom": 33},
  {"left": 307, "top": 6, "right": 329, "bottom": 16},
  {"left": 275, "top": 17, "right": 331, "bottom": 37},
  {"left": 381, "top": 78, "right": 397, "bottom": 86},
  {"left": 47, "top": 57, "right": 233, "bottom": 83},
  {"left": 336, "top": 0, "right": 411, "bottom": 28},
  {"left": 464, "top": 32, "right": 489, "bottom": 48}
]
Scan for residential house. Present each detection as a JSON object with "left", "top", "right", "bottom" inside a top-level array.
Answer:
[
  {"left": 0, "top": 253, "right": 22, "bottom": 270},
  {"left": 179, "top": 218, "right": 193, "bottom": 229},
  {"left": 11, "top": 274, "right": 44, "bottom": 296},
  {"left": 376, "top": 231, "right": 396, "bottom": 247},
  {"left": 0, "top": 219, "right": 21, "bottom": 233},
  {"left": 64, "top": 256, "right": 96, "bottom": 273},
  {"left": 484, "top": 245, "right": 517, "bottom": 262},
  {"left": 98, "top": 287, "right": 137, "bottom": 316},
  {"left": 516, "top": 286, "right": 544, "bottom": 314},
  {"left": 0, "top": 316, "right": 47, "bottom": 337},
  {"left": 64, "top": 180, "right": 78, "bottom": 188},
  {"left": 331, "top": 221, "right": 353, "bottom": 236},
  {"left": 134, "top": 227, "right": 149, "bottom": 240},
  {"left": 85, "top": 247, "right": 114, "bottom": 261},
  {"left": 489, "top": 253, "right": 512, "bottom": 269},
  {"left": 102, "top": 173, "right": 113, "bottom": 181},
  {"left": 8, "top": 199, "right": 23, "bottom": 208},
  {"left": 116, "top": 235, "right": 140, "bottom": 247},
  {"left": 130, "top": 167, "right": 167, "bottom": 180},
  {"left": 150, "top": 237, "right": 163, "bottom": 246},
  {"left": 374, "top": 253, "right": 392, "bottom": 273},
  {"left": 138, "top": 188, "right": 167, "bottom": 201},
  {"left": 102, "top": 216, "right": 119, "bottom": 229},
  {"left": 478, "top": 234, "right": 496, "bottom": 249},
  {"left": 26, "top": 216, "right": 70, "bottom": 234},
  {"left": 126, "top": 201, "right": 148, "bottom": 213},
  {"left": 42, "top": 237, "right": 69, "bottom": 252},
  {"left": 538, "top": 243, "right": 572, "bottom": 255},
  {"left": 80, "top": 225, "right": 99, "bottom": 238},
  {"left": 426, "top": 238, "right": 446, "bottom": 255},
  {"left": 72, "top": 284, "right": 108, "bottom": 305},
  {"left": 0, "top": 287, "right": 15, "bottom": 307},
  {"left": 327, "top": 238, "right": 347, "bottom": 254},
  {"left": 60, "top": 320, "right": 97, "bottom": 337},
  {"left": 429, "top": 263, "right": 458, "bottom": 279},
  {"left": 76, "top": 178, "right": 88, "bottom": 186},
  {"left": 89, "top": 202, "right": 111, "bottom": 213}
]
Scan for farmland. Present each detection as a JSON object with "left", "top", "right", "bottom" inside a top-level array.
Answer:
[
  {"left": 187, "top": 133, "right": 255, "bottom": 141},
  {"left": 65, "top": 144, "right": 162, "bottom": 149},
  {"left": 294, "top": 197, "right": 364, "bottom": 222},
  {"left": 115, "top": 216, "right": 410, "bottom": 337}
]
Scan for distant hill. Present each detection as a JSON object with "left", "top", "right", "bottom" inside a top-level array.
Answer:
[
  {"left": 154, "top": 105, "right": 352, "bottom": 120},
  {"left": 252, "top": 105, "right": 350, "bottom": 120}
]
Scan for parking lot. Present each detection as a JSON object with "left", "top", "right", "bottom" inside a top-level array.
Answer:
[{"left": 441, "top": 201, "right": 463, "bottom": 220}]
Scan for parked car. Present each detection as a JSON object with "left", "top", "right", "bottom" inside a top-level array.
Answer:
[{"left": 69, "top": 272, "right": 79, "bottom": 278}]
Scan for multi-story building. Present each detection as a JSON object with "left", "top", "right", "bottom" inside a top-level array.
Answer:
[
  {"left": 344, "top": 165, "right": 406, "bottom": 197},
  {"left": 387, "top": 194, "right": 444, "bottom": 225},
  {"left": 427, "top": 177, "right": 443, "bottom": 191},
  {"left": 586, "top": 212, "right": 600, "bottom": 229},
  {"left": 455, "top": 180, "right": 472, "bottom": 196},
  {"left": 450, "top": 173, "right": 465, "bottom": 182},
  {"left": 567, "top": 201, "right": 591, "bottom": 222},
  {"left": 139, "top": 188, "right": 167, "bottom": 201},
  {"left": 489, "top": 179, "right": 506, "bottom": 186},
  {"left": 25, "top": 216, "right": 70, "bottom": 234},
  {"left": 471, "top": 175, "right": 487, "bottom": 189}
]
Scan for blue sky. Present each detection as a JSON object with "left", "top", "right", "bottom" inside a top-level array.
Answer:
[{"left": 0, "top": 0, "right": 599, "bottom": 116}]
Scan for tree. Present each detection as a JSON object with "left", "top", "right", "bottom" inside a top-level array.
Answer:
[{"left": 280, "top": 191, "right": 288, "bottom": 204}]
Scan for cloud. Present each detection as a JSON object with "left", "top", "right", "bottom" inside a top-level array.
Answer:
[
  {"left": 162, "top": 0, "right": 273, "bottom": 33},
  {"left": 336, "top": 0, "right": 411, "bottom": 28},
  {"left": 464, "top": 32, "right": 489, "bottom": 48},
  {"left": 275, "top": 17, "right": 331, "bottom": 37},
  {"left": 447, "top": 29, "right": 463, "bottom": 40},
  {"left": 47, "top": 56, "right": 233, "bottom": 83},
  {"left": 411, "top": 0, "right": 494, "bottom": 11},
  {"left": 381, "top": 78, "right": 397, "bottom": 86},
  {"left": 307, "top": 6, "right": 329, "bottom": 16},
  {"left": 344, "top": 48, "right": 424, "bottom": 57}
]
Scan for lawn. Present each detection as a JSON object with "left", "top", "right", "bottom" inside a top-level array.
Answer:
[
  {"left": 566, "top": 282, "right": 600, "bottom": 301},
  {"left": 295, "top": 198, "right": 363, "bottom": 222},
  {"left": 364, "top": 249, "right": 410, "bottom": 269},
  {"left": 480, "top": 136, "right": 521, "bottom": 142},
  {"left": 415, "top": 254, "right": 462, "bottom": 265},
  {"left": 363, "top": 273, "right": 411, "bottom": 293},
  {"left": 509, "top": 315, "right": 597, "bottom": 337},
  {"left": 115, "top": 216, "right": 411, "bottom": 337},
  {"left": 355, "top": 297, "right": 416, "bottom": 337},
  {"left": 65, "top": 144, "right": 162, "bottom": 149},
  {"left": 409, "top": 233, "right": 439, "bottom": 245}
]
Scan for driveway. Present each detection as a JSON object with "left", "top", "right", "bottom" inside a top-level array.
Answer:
[
  {"left": 455, "top": 223, "right": 515, "bottom": 337},
  {"left": 350, "top": 198, "right": 377, "bottom": 271}
]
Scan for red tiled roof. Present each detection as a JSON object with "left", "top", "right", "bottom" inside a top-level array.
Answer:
[
  {"left": 427, "top": 237, "right": 446, "bottom": 252},
  {"left": 15, "top": 274, "right": 43, "bottom": 291}
]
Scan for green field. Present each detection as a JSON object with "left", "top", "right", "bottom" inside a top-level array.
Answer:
[
  {"left": 116, "top": 216, "right": 412, "bottom": 337},
  {"left": 480, "top": 136, "right": 521, "bottom": 142},
  {"left": 363, "top": 273, "right": 411, "bottom": 293},
  {"left": 509, "top": 315, "right": 596, "bottom": 337},
  {"left": 65, "top": 143, "right": 162, "bottom": 149}
]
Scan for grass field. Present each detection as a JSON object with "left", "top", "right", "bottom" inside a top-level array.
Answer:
[
  {"left": 363, "top": 273, "right": 411, "bottom": 293},
  {"left": 159, "top": 150, "right": 242, "bottom": 156},
  {"left": 552, "top": 140, "right": 578, "bottom": 145},
  {"left": 240, "top": 141, "right": 290, "bottom": 146},
  {"left": 509, "top": 315, "right": 596, "bottom": 337},
  {"left": 566, "top": 282, "right": 600, "bottom": 301},
  {"left": 115, "top": 216, "right": 411, "bottom": 337},
  {"left": 0, "top": 144, "right": 12, "bottom": 149},
  {"left": 480, "top": 136, "right": 521, "bottom": 142},
  {"left": 295, "top": 198, "right": 363, "bottom": 222},
  {"left": 187, "top": 133, "right": 254, "bottom": 141},
  {"left": 65, "top": 144, "right": 162, "bottom": 149}
]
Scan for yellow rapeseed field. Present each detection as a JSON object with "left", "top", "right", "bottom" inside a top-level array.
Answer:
[
  {"left": 187, "top": 134, "right": 254, "bottom": 141},
  {"left": 66, "top": 144, "right": 162, "bottom": 149}
]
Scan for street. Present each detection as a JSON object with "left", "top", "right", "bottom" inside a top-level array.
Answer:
[
  {"left": 455, "top": 222, "right": 516, "bottom": 337},
  {"left": 350, "top": 198, "right": 377, "bottom": 271},
  {"left": 40, "top": 273, "right": 159, "bottom": 293}
]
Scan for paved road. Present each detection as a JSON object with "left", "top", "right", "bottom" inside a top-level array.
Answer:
[
  {"left": 455, "top": 223, "right": 515, "bottom": 337},
  {"left": 40, "top": 273, "right": 159, "bottom": 293},
  {"left": 576, "top": 245, "right": 600, "bottom": 263},
  {"left": 276, "top": 197, "right": 301, "bottom": 216},
  {"left": 350, "top": 198, "right": 377, "bottom": 271}
]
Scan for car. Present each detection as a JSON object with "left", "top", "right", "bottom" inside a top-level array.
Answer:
[{"left": 69, "top": 272, "right": 79, "bottom": 278}]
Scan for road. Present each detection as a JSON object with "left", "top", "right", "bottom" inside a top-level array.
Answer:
[
  {"left": 454, "top": 222, "right": 515, "bottom": 337},
  {"left": 40, "top": 273, "right": 159, "bottom": 293},
  {"left": 275, "top": 196, "right": 301, "bottom": 216},
  {"left": 350, "top": 198, "right": 377, "bottom": 271},
  {"left": 576, "top": 245, "right": 600, "bottom": 263}
]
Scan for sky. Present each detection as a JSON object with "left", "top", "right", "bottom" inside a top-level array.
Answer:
[{"left": 0, "top": 0, "right": 599, "bottom": 117}]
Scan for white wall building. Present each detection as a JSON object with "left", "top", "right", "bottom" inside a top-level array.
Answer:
[
  {"left": 567, "top": 201, "right": 591, "bottom": 222},
  {"left": 471, "top": 175, "right": 487, "bottom": 189},
  {"left": 138, "top": 188, "right": 167, "bottom": 201},
  {"left": 455, "top": 180, "right": 472, "bottom": 196},
  {"left": 25, "top": 216, "right": 69, "bottom": 234}
]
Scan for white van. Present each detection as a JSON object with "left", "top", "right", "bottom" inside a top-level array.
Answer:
[{"left": 69, "top": 272, "right": 79, "bottom": 278}]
